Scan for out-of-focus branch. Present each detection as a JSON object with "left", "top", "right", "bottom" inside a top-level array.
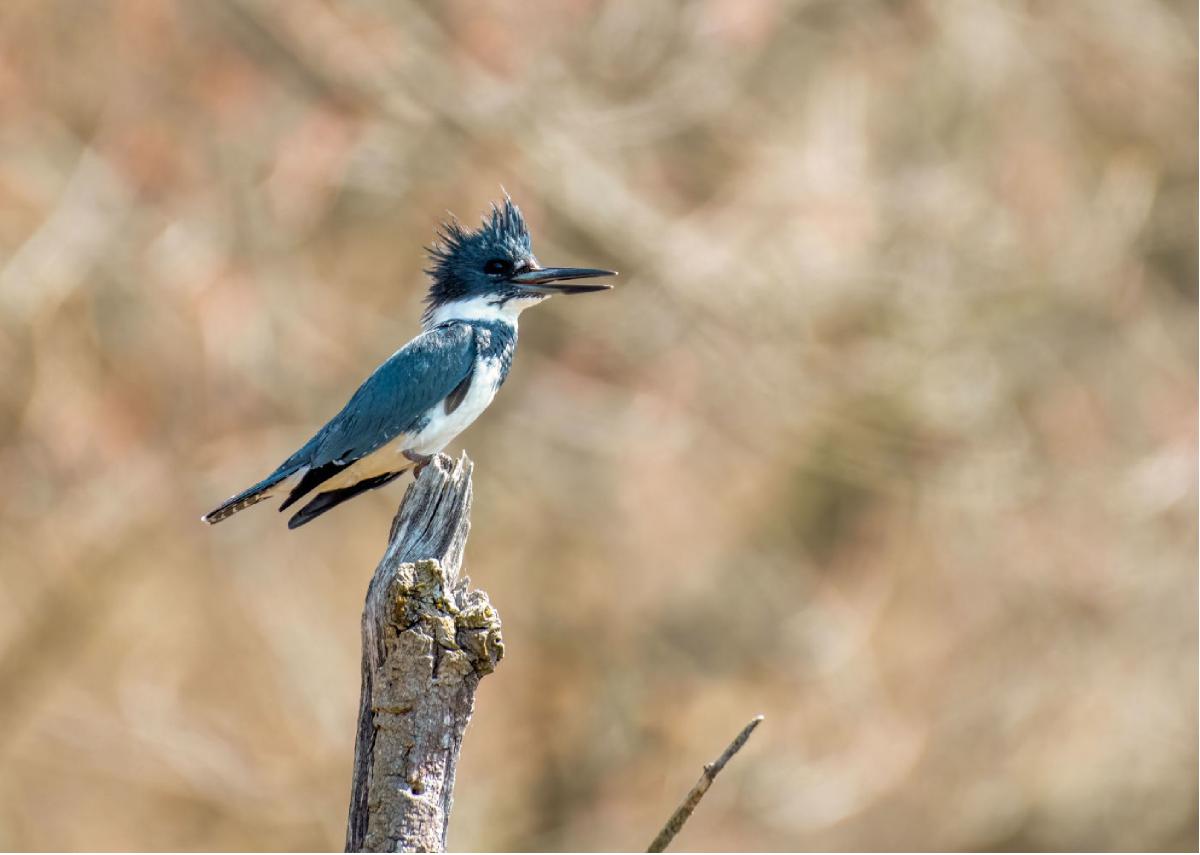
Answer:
[
  {"left": 345, "top": 453, "right": 503, "bottom": 852},
  {"left": 647, "top": 715, "right": 764, "bottom": 853}
]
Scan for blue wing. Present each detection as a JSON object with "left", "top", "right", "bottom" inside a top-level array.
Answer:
[
  {"left": 203, "top": 322, "right": 476, "bottom": 524},
  {"left": 271, "top": 321, "right": 475, "bottom": 508},
  {"left": 306, "top": 322, "right": 476, "bottom": 467},
  {"left": 295, "top": 322, "right": 476, "bottom": 470}
]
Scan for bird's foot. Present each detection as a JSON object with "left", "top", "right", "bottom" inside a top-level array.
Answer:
[{"left": 404, "top": 450, "right": 435, "bottom": 478}]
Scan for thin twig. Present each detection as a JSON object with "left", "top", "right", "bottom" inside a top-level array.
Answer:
[{"left": 647, "top": 715, "right": 764, "bottom": 852}]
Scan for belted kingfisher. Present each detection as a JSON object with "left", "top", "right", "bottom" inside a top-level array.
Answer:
[{"left": 203, "top": 198, "right": 615, "bottom": 529}]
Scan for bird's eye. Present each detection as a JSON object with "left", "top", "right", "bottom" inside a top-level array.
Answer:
[{"left": 484, "top": 259, "right": 513, "bottom": 276}]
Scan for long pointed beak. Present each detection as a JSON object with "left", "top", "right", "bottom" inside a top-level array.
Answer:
[{"left": 510, "top": 266, "right": 617, "bottom": 295}]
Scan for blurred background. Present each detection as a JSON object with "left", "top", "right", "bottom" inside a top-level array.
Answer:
[{"left": 0, "top": 0, "right": 1196, "bottom": 850}]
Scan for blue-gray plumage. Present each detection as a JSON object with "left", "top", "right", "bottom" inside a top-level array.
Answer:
[{"left": 203, "top": 198, "right": 615, "bottom": 529}]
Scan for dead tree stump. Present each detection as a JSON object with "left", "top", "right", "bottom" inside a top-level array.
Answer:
[{"left": 345, "top": 453, "right": 503, "bottom": 852}]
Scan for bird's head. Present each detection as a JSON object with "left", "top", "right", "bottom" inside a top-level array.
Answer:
[{"left": 423, "top": 198, "right": 616, "bottom": 327}]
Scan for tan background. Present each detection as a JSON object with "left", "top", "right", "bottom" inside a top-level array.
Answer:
[{"left": 0, "top": 0, "right": 1196, "bottom": 850}]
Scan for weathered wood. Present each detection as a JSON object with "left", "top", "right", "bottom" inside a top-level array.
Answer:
[{"left": 346, "top": 452, "right": 503, "bottom": 853}]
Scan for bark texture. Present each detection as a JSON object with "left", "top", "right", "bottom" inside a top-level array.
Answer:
[{"left": 346, "top": 453, "right": 503, "bottom": 853}]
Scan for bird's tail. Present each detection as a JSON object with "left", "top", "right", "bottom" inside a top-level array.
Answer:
[
  {"left": 286, "top": 470, "right": 405, "bottom": 529},
  {"left": 202, "top": 469, "right": 298, "bottom": 524}
]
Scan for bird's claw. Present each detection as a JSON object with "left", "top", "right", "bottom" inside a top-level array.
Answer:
[{"left": 404, "top": 450, "right": 435, "bottom": 478}]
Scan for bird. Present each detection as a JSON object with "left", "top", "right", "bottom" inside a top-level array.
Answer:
[{"left": 202, "top": 197, "right": 616, "bottom": 529}]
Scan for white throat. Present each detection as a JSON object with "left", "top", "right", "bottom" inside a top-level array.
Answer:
[{"left": 423, "top": 294, "right": 545, "bottom": 329}]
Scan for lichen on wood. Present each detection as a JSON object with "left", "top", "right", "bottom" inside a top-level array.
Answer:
[{"left": 346, "top": 453, "right": 502, "bottom": 853}]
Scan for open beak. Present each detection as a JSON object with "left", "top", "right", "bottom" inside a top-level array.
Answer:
[{"left": 510, "top": 266, "right": 617, "bottom": 295}]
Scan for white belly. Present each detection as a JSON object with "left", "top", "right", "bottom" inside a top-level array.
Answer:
[{"left": 408, "top": 356, "right": 503, "bottom": 456}]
